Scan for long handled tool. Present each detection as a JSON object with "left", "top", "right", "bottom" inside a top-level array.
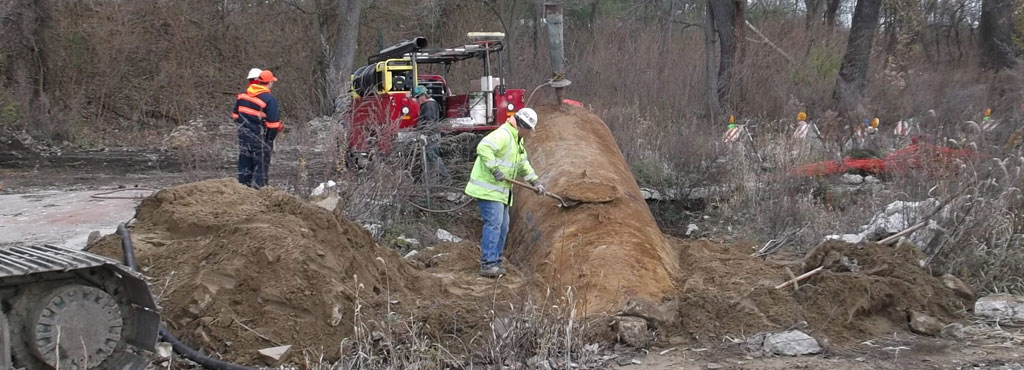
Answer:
[{"left": 507, "top": 179, "right": 581, "bottom": 208}]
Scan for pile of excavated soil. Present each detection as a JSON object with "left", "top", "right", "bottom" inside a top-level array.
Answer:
[
  {"left": 92, "top": 179, "right": 430, "bottom": 363},
  {"left": 668, "top": 239, "right": 971, "bottom": 345},
  {"left": 508, "top": 105, "right": 678, "bottom": 315}
]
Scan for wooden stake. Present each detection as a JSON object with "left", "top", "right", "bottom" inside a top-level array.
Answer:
[
  {"left": 878, "top": 221, "right": 927, "bottom": 245},
  {"left": 775, "top": 266, "right": 824, "bottom": 290}
]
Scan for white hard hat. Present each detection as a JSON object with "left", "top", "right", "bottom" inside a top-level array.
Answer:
[
  {"left": 247, "top": 68, "right": 262, "bottom": 80},
  {"left": 514, "top": 108, "right": 538, "bottom": 129}
]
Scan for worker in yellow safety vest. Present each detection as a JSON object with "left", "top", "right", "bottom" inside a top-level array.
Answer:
[{"left": 464, "top": 108, "right": 546, "bottom": 278}]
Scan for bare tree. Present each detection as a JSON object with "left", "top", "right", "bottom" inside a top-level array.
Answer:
[
  {"left": 979, "top": 0, "right": 1017, "bottom": 72},
  {"left": 833, "top": 0, "right": 882, "bottom": 119},
  {"left": 824, "top": 0, "right": 841, "bottom": 27},
  {"left": 703, "top": 0, "right": 720, "bottom": 119},
  {"left": 705, "top": 0, "right": 745, "bottom": 109},
  {"left": 804, "top": 0, "right": 824, "bottom": 29},
  {"left": 315, "top": 0, "right": 363, "bottom": 115},
  {"left": 1, "top": 0, "right": 52, "bottom": 100}
]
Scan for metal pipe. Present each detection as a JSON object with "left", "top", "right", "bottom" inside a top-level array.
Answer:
[
  {"left": 368, "top": 37, "right": 427, "bottom": 63},
  {"left": 117, "top": 224, "right": 137, "bottom": 271},
  {"left": 544, "top": 1, "right": 571, "bottom": 104}
]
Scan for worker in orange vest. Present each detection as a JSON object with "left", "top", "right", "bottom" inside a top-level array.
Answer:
[{"left": 232, "top": 70, "right": 282, "bottom": 188}]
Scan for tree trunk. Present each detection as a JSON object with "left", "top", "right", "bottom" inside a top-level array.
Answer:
[
  {"left": 804, "top": 0, "right": 823, "bottom": 29},
  {"left": 824, "top": 0, "right": 841, "bottom": 27},
  {"left": 1, "top": 0, "right": 53, "bottom": 100},
  {"left": 708, "top": 0, "right": 745, "bottom": 107},
  {"left": 327, "top": 0, "right": 363, "bottom": 114},
  {"left": 703, "top": 0, "right": 720, "bottom": 120},
  {"left": 979, "top": 0, "right": 1017, "bottom": 72},
  {"left": 834, "top": 0, "right": 881, "bottom": 119}
]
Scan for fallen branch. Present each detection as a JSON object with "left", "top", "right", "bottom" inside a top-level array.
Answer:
[
  {"left": 784, "top": 267, "right": 799, "bottom": 291},
  {"left": 745, "top": 20, "right": 796, "bottom": 65},
  {"left": 878, "top": 221, "right": 927, "bottom": 245},
  {"left": 775, "top": 266, "right": 824, "bottom": 290},
  {"left": 233, "top": 318, "right": 282, "bottom": 346}
]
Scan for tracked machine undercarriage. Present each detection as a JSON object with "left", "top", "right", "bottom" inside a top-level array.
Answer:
[{"left": 0, "top": 245, "right": 159, "bottom": 370}]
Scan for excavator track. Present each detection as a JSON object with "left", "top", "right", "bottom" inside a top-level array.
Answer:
[{"left": 0, "top": 245, "right": 159, "bottom": 370}]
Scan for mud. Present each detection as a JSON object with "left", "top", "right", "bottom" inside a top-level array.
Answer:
[
  {"left": 507, "top": 105, "right": 678, "bottom": 315},
  {"left": 559, "top": 179, "right": 620, "bottom": 203},
  {"left": 91, "top": 179, "right": 427, "bottom": 363}
]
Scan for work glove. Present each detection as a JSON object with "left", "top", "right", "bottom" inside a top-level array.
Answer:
[
  {"left": 492, "top": 169, "right": 506, "bottom": 182},
  {"left": 531, "top": 181, "right": 546, "bottom": 195}
]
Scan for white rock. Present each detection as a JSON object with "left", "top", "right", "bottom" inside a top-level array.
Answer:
[
  {"left": 436, "top": 229, "right": 463, "bottom": 243},
  {"left": 975, "top": 294, "right": 1024, "bottom": 322},
  {"left": 314, "top": 194, "right": 341, "bottom": 211},
  {"left": 864, "top": 176, "right": 880, "bottom": 183},
  {"left": 156, "top": 342, "right": 173, "bottom": 358},
  {"left": 396, "top": 235, "right": 420, "bottom": 248},
  {"left": 841, "top": 174, "right": 864, "bottom": 185},
  {"left": 258, "top": 345, "right": 293, "bottom": 364},
  {"left": 763, "top": 330, "right": 822, "bottom": 356},
  {"left": 824, "top": 234, "right": 864, "bottom": 244},
  {"left": 360, "top": 223, "right": 383, "bottom": 238},
  {"left": 640, "top": 188, "right": 663, "bottom": 200},
  {"left": 860, "top": 199, "right": 939, "bottom": 242},
  {"left": 404, "top": 250, "right": 419, "bottom": 259},
  {"left": 686, "top": 224, "right": 699, "bottom": 236},
  {"left": 310, "top": 180, "right": 337, "bottom": 197}
]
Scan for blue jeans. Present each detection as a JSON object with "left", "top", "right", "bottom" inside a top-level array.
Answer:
[
  {"left": 477, "top": 199, "right": 509, "bottom": 268},
  {"left": 238, "top": 125, "right": 273, "bottom": 188}
]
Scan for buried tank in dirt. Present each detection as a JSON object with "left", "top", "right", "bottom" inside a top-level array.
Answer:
[{"left": 0, "top": 245, "right": 160, "bottom": 370}]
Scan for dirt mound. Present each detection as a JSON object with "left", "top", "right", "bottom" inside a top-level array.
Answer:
[
  {"left": 668, "top": 240, "right": 971, "bottom": 345},
  {"left": 508, "top": 104, "right": 678, "bottom": 315},
  {"left": 92, "top": 179, "right": 425, "bottom": 363}
]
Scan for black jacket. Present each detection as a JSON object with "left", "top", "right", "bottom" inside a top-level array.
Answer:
[{"left": 418, "top": 98, "right": 441, "bottom": 126}]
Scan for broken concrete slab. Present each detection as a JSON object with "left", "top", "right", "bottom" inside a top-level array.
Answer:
[
  {"left": 824, "top": 234, "right": 864, "bottom": 244},
  {"left": 436, "top": 228, "right": 462, "bottom": 243},
  {"left": 975, "top": 294, "right": 1024, "bottom": 322},
  {"left": 763, "top": 330, "right": 821, "bottom": 356},
  {"left": 841, "top": 174, "right": 864, "bottom": 185},
  {"left": 314, "top": 194, "right": 342, "bottom": 211},
  {"left": 685, "top": 224, "right": 699, "bottom": 236},
  {"left": 614, "top": 316, "right": 649, "bottom": 348},
  {"left": 310, "top": 180, "right": 337, "bottom": 197},
  {"left": 360, "top": 223, "right": 383, "bottom": 239},
  {"left": 909, "top": 311, "right": 944, "bottom": 336},
  {"left": 396, "top": 235, "right": 420, "bottom": 248},
  {"left": 258, "top": 344, "right": 292, "bottom": 365}
]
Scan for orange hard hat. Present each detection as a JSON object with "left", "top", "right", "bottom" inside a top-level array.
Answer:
[
  {"left": 728, "top": 115, "right": 735, "bottom": 124},
  {"left": 258, "top": 70, "right": 278, "bottom": 83},
  {"left": 871, "top": 118, "right": 879, "bottom": 128},
  {"left": 797, "top": 112, "right": 807, "bottom": 121},
  {"left": 984, "top": 108, "right": 992, "bottom": 117}
]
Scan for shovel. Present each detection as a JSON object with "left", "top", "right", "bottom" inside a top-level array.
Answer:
[{"left": 507, "top": 179, "right": 581, "bottom": 208}]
